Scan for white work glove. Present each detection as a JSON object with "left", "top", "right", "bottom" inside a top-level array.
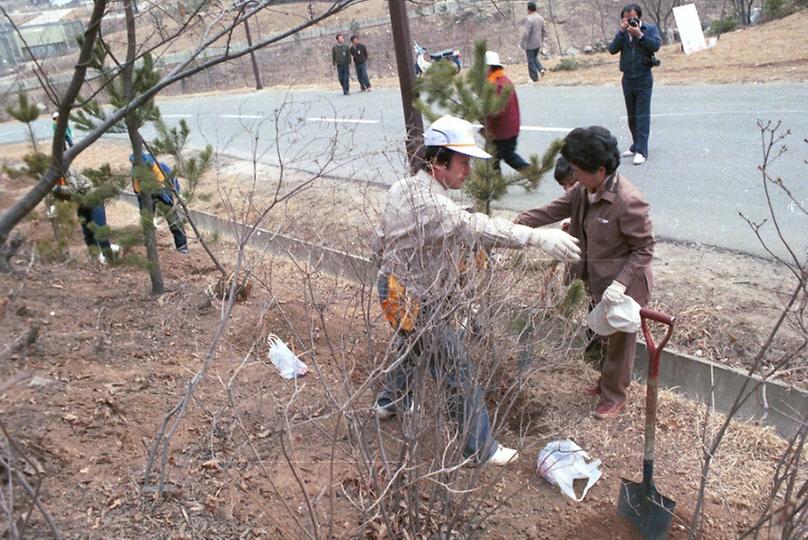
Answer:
[
  {"left": 602, "top": 281, "right": 627, "bottom": 305},
  {"left": 528, "top": 228, "right": 582, "bottom": 262}
]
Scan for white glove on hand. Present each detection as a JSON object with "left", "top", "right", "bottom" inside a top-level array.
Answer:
[
  {"left": 602, "top": 281, "right": 627, "bottom": 305},
  {"left": 528, "top": 228, "right": 582, "bottom": 262}
]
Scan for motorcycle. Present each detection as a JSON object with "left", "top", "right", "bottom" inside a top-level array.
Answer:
[{"left": 414, "top": 41, "right": 462, "bottom": 76}]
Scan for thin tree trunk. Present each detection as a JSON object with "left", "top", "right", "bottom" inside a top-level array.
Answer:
[
  {"left": 124, "top": 0, "right": 164, "bottom": 295},
  {"left": 546, "top": 0, "right": 563, "bottom": 54},
  {"left": 243, "top": 18, "right": 263, "bottom": 90},
  {"left": 27, "top": 122, "right": 39, "bottom": 155}
]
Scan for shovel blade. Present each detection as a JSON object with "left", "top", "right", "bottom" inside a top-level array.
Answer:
[{"left": 618, "top": 478, "right": 676, "bottom": 540}]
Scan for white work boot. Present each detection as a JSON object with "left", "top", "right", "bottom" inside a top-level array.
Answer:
[
  {"left": 632, "top": 153, "right": 646, "bottom": 165},
  {"left": 485, "top": 444, "right": 519, "bottom": 466}
]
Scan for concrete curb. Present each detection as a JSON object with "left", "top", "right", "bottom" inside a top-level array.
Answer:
[{"left": 120, "top": 192, "right": 806, "bottom": 438}]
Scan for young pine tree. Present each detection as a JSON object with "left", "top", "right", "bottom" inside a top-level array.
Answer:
[{"left": 414, "top": 41, "right": 561, "bottom": 214}]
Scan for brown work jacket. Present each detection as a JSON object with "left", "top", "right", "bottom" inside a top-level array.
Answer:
[{"left": 515, "top": 174, "right": 654, "bottom": 305}]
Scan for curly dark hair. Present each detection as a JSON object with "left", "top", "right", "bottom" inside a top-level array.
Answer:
[{"left": 560, "top": 126, "right": 620, "bottom": 175}]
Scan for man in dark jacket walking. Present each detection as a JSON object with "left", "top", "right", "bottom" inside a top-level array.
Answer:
[
  {"left": 332, "top": 33, "right": 351, "bottom": 95},
  {"left": 484, "top": 51, "right": 529, "bottom": 173},
  {"left": 349, "top": 35, "right": 372, "bottom": 91},
  {"left": 608, "top": 3, "right": 661, "bottom": 165}
]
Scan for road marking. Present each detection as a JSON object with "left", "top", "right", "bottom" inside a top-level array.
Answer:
[
  {"left": 220, "top": 114, "right": 263, "bottom": 119},
  {"left": 520, "top": 125, "right": 573, "bottom": 133},
  {"left": 305, "top": 117, "right": 380, "bottom": 124},
  {"left": 161, "top": 114, "right": 192, "bottom": 118},
  {"left": 471, "top": 122, "right": 571, "bottom": 133},
  {"left": 627, "top": 109, "right": 808, "bottom": 119}
]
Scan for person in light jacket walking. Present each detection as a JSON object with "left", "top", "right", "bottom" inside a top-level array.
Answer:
[{"left": 520, "top": 2, "right": 546, "bottom": 82}]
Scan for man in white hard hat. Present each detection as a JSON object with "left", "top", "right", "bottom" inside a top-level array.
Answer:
[
  {"left": 483, "top": 51, "right": 529, "bottom": 174},
  {"left": 373, "top": 114, "right": 581, "bottom": 467}
]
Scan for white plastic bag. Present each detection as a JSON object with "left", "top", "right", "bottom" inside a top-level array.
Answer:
[
  {"left": 267, "top": 334, "right": 308, "bottom": 379},
  {"left": 586, "top": 296, "right": 641, "bottom": 336},
  {"left": 536, "top": 439, "right": 602, "bottom": 502}
]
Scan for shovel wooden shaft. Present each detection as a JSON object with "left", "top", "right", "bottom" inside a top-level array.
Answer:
[
  {"left": 638, "top": 308, "right": 675, "bottom": 469},
  {"left": 618, "top": 308, "right": 677, "bottom": 540}
]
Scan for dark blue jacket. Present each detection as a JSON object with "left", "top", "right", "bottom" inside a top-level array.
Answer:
[{"left": 608, "top": 22, "right": 662, "bottom": 80}]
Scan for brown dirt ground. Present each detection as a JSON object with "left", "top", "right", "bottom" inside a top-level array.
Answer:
[{"left": 0, "top": 182, "right": 793, "bottom": 537}]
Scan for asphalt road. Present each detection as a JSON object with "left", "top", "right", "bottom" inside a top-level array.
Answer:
[{"left": 3, "top": 82, "right": 806, "bottom": 258}]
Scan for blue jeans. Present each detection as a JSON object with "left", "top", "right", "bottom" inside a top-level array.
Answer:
[
  {"left": 336, "top": 64, "right": 350, "bottom": 94},
  {"left": 622, "top": 75, "right": 653, "bottom": 158},
  {"left": 77, "top": 204, "right": 111, "bottom": 251},
  {"left": 376, "top": 277, "right": 497, "bottom": 462},
  {"left": 355, "top": 62, "right": 371, "bottom": 90},
  {"left": 526, "top": 48, "right": 544, "bottom": 81},
  {"left": 493, "top": 136, "right": 529, "bottom": 172}
]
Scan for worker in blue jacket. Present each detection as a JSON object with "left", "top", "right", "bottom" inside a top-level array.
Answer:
[
  {"left": 608, "top": 3, "right": 662, "bottom": 166},
  {"left": 129, "top": 153, "right": 188, "bottom": 253}
]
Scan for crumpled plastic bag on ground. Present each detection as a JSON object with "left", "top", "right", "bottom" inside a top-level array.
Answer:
[
  {"left": 536, "top": 439, "right": 602, "bottom": 502},
  {"left": 267, "top": 334, "right": 308, "bottom": 379}
]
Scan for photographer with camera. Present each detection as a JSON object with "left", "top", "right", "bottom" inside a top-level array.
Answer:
[{"left": 608, "top": 4, "right": 661, "bottom": 166}]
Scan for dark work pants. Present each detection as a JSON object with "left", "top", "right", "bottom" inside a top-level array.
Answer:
[
  {"left": 77, "top": 204, "right": 111, "bottom": 251},
  {"left": 336, "top": 64, "right": 350, "bottom": 94},
  {"left": 138, "top": 194, "right": 188, "bottom": 251},
  {"left": 525, "top": 48, "right": 544, "bottom": 81},
  {"left": 493, "top": 137, "right": 529, "bottom": 172},
  {"left": 355, "top": 62, "right": 371, "bottom": 90},
  {"left": 622, "top": 74, "right": 653, "bottom": 158}
]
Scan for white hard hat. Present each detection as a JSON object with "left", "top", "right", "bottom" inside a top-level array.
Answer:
[
  {"left": 424, "top": 114, "right": 491, "bottom": 159},
  {"left": 485, "top": 51, "right": 503, "bottom": 67},
  {"left": 586, "top": 296, "right": 641, "bottom": 336},
  {"left": 52, "top": 111, "right": 59, "bottom": 119}
]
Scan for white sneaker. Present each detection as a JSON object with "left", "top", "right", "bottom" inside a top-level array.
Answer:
[
  {"left": 621, "top": 149, "right": 635, "bottom": 157},
  {"left": 374, "top": 402, "right": 394, "bottom": 420},
  {"left": 373, "top": 398, "right": 414, "bottom": 420},
  {"left": 110, "top": 243, "right": 120, "bottom": 254},
  {"left": 633, "top": 153, "right": 646, "bottom": 165},
  {"left": 485, "top": 444, "right": 519, "bottom": 466}
]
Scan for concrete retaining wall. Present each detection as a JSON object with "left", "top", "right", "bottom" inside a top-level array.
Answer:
[{"left": 121, "top": 193, "right": 806, "bottom": 438}]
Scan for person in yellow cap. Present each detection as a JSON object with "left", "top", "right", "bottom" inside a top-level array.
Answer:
[{"left": 373, "top": 114, "right": 581, "bottom": 467}]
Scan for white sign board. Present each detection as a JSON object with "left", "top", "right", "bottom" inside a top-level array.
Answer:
[{"left": 674, "top": 4, "right": 707, "bottom": 54}]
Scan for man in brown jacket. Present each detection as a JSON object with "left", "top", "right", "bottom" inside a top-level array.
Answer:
[{"left": 515, "top": 126, "right": 654, "bottom": 419}]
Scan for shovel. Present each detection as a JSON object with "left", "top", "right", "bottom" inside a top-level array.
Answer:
[{"left": 617, "top": 307, "right": 676, "bottom": 539}]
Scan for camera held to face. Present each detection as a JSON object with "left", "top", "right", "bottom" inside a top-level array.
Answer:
[{"left": 628, "top": 17, "right": 640, "bottom": 28}]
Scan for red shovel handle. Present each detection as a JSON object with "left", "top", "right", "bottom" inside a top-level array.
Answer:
[{"left": 640, "top": 307, "right": 675, "bottom": 378}]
